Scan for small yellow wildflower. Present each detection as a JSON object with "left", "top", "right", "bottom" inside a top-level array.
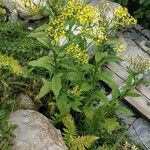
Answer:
[
  {"left": 114, "top": 41, "right": 126, "bottom": 53},
  {"left": 0, "top": 54, "right": 22, "bottom": 75},
  {"left": 75, "top": 4, "right": 98, "bottom": 25},
  {"left": 114, "top": 6, "right": 137, "bottom": 27},
  {"left": 127, "top": 54, "right": 150, "bottom": 74},
  {"left": 83, "top": 26, "right": 107, "bottom": 45},
  {"left": 67, "top": 86, "right": 81, "bottom": 96},
  {"left": 46, "top": 17, "right": 66, "bottom": 44},
  {"left": 61, "top": 0, "right": 98, "bottom": 26},
  {"left": 65, "top": 43, "right": 89, "bottom": 64}
]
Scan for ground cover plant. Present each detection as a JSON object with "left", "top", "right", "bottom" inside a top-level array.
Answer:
[{"left": 0, "top": 0, "right": 150, "bottom": 149}]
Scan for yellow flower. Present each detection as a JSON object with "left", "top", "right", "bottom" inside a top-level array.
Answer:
[
  {"left": 114, "top": 6, "right": 137, "bottom": 27},
  {"left": 0, "top": 54, "right": 22, "bottom": 75},
  {"left": 61, "top": 0, "right": 98, "bottom": 26},
  {"left": 67, "top": 86, "right": 81, "bottom": 96},
  {"left": 114, "top": 41, "right": 126, "bottom": 53},
  {"left": 75, "top": 4, "right": 98, "bottom": 25},
  {"left": 127, "top": 54, "right": 150, "bottom": 73},
  {"left": 83, "top": 26, "right": 107, "bottom": 45},
  {"left": 46, "top": 17, "right": 66, "bottom": 44},
  {"left": 65, "top": 43, "right": 89, "bottom": 64}
]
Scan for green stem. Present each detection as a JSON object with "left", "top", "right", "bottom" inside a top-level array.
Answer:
[{"left": 53, "top": 51, "right": 58, "bottom": 73}]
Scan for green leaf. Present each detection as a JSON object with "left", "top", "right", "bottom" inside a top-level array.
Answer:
[
  {"left": 64, "top": 71, "right": 82, "bottom": 82},
  {"left": 83, "top": 106, "right": 94, "bottom": 119},
  {"left": 126, "top": 90, "right": 141, "bottom": 97},
  {"left": 36, "top": 80, "right": 51, "bottom": 100},
  {"left": 29, "top": 56, "right": 54, "bottom": 72},
  {"left": 52, "top": 74, "right": 62, "bottom": 98},
  {"left": 56, "top": 94, "right": 70, "bottom": 114},
  {"left": 106, "top": 37, "right": 119, "bottom": 45},
  {"left": 117, "top": 106, "right": 134, "bottom": 116},
  {"left": 97, "top": 71, "right": 120, "bottom": 100},
  {"left": 60, "top": 59, "right": 78, "bottom": 72},
  {"left": 81, "top": 82, "right": 92, "bottom": 92},
  {"left": 28, "top": 32, "right": 51, "bottom": 48},
  {"left": 103, "top": 118, "right": 120, "bottom": 133},
  {"left": 99, "top": 55, "right": 122, "bottom": 67},
  {"left": 69, "top": 99, "right": 82, "bottom": 112},
  {"left": 99, "top": 90, "right": 109, "bottom": 105},
  {"left": 95, "top": 50, "right": 106, "bottom": 64}
]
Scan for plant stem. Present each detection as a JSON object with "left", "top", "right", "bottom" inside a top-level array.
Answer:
[{"left": 53, "top": 51, "right": 58, "bottom": 73}]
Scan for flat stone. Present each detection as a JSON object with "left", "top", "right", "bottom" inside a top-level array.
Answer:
[
  {"left": 128, "top": 118, "right": 150, "bottom": 150},
  {"left": 9, "top": 110, "right": 68, "bottom": 150}
]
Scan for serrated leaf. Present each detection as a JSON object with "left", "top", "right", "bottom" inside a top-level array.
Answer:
[
  {"left": 71, "top": 135, "right": 99, "bottom": 150},
  {"left": 56, "top": 94, "right": 70, "bottom": 114},
  {"left": 97, "top": 71, "right": 120, "bottom": 100},
  {"left": 99, "top": 55, "right": 122, "bottom": 67},
  {"left": 103, "top": 118, "right": 120, "bottom": 133},
  {"left": 29, "top": 56, "right": 54, "bottom": 72},
  {"left": 126, "top": 91, "right": 141, "bottom": 97},
  {"left": 52, "top": 74, "right": 62, "bottom": 98},
  {"left": 117, "top": 106, "right": 134, "bottom": 116},
  {"left": 83, "top": 106, "right": 94, "bottom": 119},
  {"left": 64, "top": 71, "right": 82, "bottom": 82},
  {"left": 99, "top": 90, "right": 109, "bottom": 105},
  {"left": 69, "top": 99, "right": 82, "bottom": 112},
  {"left": 28, "top": 32, "right": 51, "bottom": 48},
  {"left": 81, "top": 82, "right": 92, "bottom": 92},
  {"left": 95, "top": 50, "right": 106, "bottom": 64},
  {"left": 36, "top": 80, "right": 51, "bottom": 100}
]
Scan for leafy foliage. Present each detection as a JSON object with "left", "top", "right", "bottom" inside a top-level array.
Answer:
[
  {"left": 62, "top": 114, "right": 99, "bottom": 150},
  {"left": 27, "top": 0, "right": 143, "bottom": 148},
  {"left": 0, "top": 0, "right": 147, "bottom": 149}
]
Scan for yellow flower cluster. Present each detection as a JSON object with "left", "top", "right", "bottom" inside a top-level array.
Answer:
[
  {"left": 0, "top": 54, "right": 22, "bottom": 75},
  {"left": 46, "top": 18, "right": 66, "bottom": 44},
  {"left": 65, "top": 43, "right": 89, "bottom": 64},
  {"left": 114, "top": 6, "right": 137, "bottom": 27},
  {"left": 83, "top": 26, "right": 107, "bottom": 45},
  {"left": 61, "top": 0, "right": 98, "bottom": 26},
  {"left": 128, "top": 54, "right": 150, "bottom": 74},
  {"left": 93, "top": 27, "right": 107, "bottom": 45},
  {"left": 114, "top": 41, "right": 126, "bottom": 53},
  {"left": 67, "top": 86, "right": 81, "bottom": 96}
]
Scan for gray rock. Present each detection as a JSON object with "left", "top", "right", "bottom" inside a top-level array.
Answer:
[
  {"left": 84, "top": 0, "right": 120, "bottom": 20},
  {"left": 2, "top": 0, "right": 47, "bottom": 21},
  {"left": 9, "top": 110, "right": 68, "bottom": 150},
  {"left": 17, "top": 93, "right": 37, "bottom": 110},
  {"left": 128, "top": 118, "right": 150, "bottom": 150}
]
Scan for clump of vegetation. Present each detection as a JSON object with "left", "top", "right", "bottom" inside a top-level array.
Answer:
[
  {"left": 112, "top": 0, "right": 150, "bottom": 29},
  {"left": 27, "top": 0, "right": 147, "bottom": 149},
  {"left": 0, "top": 98, "right": 18, "bottom": 150},
  {"left": 0, "top": 0, "right": 149, "bottom": 149}
]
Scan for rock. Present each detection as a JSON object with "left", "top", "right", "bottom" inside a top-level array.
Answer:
[
  {"left": 84, "top": 0, "right": 120, "bottom": 20},
  {"left": 128, "top": 118, "right": 150, "bottom": 150},
  {"left": 9, "top": 110, "right": 68, "bottom": 150},
  {"left": 17, "top": 93, "right": 37, "bottom": 110},
  {"left": 2, "top": 0, "right": 47, "bottom": 21}
]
